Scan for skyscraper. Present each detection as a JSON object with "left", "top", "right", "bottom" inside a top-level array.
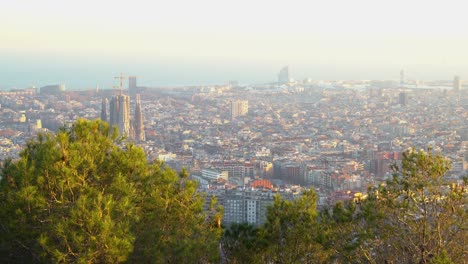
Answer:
[
  {"left": 278, "top": 66, "right": 289, "bottom": 85},
  {"left": 109, "top": 94, "right": 130, "bottom": 137},
  {"left": 101, "top": 98, "right": 108, "bottom": 122},
  {"left": 134, "top": 94, "right": 145, "bottom": 141},
  {"left": 400, "top": 69, "right": 405, "bottom": 87},
  {"left": 230, "top": 100, "right": 248, "bottom": 119},
  {"left": 399, "top": 92, "right": 408, "bottom": 106},
  {"left": 128, "top": 76, "right": 137, "bottom": 96},
  {"left": 453, "top": 75, "right": 462, "bottom": 92}
]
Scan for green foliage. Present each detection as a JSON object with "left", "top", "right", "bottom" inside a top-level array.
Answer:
[
  {"left": 0, "top": 119, "right": 222, "bottom": 263},
  {"left": 261, "top": 190, "right": 330, "bottom": 263},
  {"left": 2, "top": 122, "right": 465, "bottom": 263},
  {"left": 318, "top": 201, "right": 366, "bottom": 263},
  {"left": 362, "top": 148, "right": 467, "bottom": 263},
  {"left": 221, "top": 223, "right": 265, "bottom": 264},
  {"left": 129, "top": 168, "right": 222, "bottom": 263},
  {"left": 220, "top": 190, "right": 329, "bottom": 263},
  {"left": 429, "top": 250, "right": 455, "bottom": 264}
]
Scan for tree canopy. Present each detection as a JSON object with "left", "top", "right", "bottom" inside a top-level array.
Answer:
[
  {"left": 365, "top": 148, "right": 467, "bottom": 263},
  {"left": 0, "top": 119, "right": 221, "bottom": 263},
  {"left": 221, "top": 148, "right": 467, "bottom": 263}
]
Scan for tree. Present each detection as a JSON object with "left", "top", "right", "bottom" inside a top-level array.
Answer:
[
  {"left": 0, "top": 119, "right": 222, "bottom": 263},
  {"left": 0, "top": 120, "right": 142, "bottom": 263},
  {"left": 129, "top": 168, "right": 223, "bottom": 263},
  {"left": 261, "top": 190, "right": 330, "bottom": 263},
  {"left": 317, "top": 200, "right": 371, "bottom": 263},
  {"left": 363, "top": 148, "right": 467, "bottom": 263},
  {"left": 220, "top": 223, "right": 266, "bottom": 264}
]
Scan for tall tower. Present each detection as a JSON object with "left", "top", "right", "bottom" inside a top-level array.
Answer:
[
  {"left": 134, "top": 94, "right": 145, "bottom": 141},
  {"left": 278, "top": 66, "right": 289, "bottom": 85},
  {"left": 101, "top": 98, "right": 108, "bottom": 122},
  {"left": 109, "top": 74, "right": 131, "bottom": 137},
  {"left": 118, "top": 94, "right": 131, "bottom": 137},
  {"left": 400, "top": 69, "right": 405, "bottom": 87},
  {"left": 129, "top": 76, "right": 137, "bottom": 97},
  {"left": 109, "top": 96, "right": 119, "bottom": 126},
  {"left": 129, "top": 119, "right": 135, "bottom": 140},
  {"left": 453, "top": 75, "right": 461, "bottom": 92}
]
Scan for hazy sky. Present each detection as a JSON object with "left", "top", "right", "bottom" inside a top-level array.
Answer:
[{"left": 2, "top": 0, "right": 468, "bottom": 87}]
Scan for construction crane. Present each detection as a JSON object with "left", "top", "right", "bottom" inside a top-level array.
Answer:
[{"left": 114, "top": 73, "right": 126, "bottom": 95}]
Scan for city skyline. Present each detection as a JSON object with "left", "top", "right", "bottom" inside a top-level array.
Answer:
[
  {"left": 1, "top": 63, "right": 466, "bottom": 91},
  {"left": 1, "top": 1, "right": 466, "bottom": 261},
  {"left": 2, "top": 0, "right": 468, "bottom": 89}
]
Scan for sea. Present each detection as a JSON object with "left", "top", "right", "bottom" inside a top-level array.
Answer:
[{"left": 0, "top": 55, "right": 463, "bottom": 90}]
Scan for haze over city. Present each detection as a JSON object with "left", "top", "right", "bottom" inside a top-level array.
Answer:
[
  {"left": 2, "top": 0, "right": 468, "bottom": 89},
  {"left": 1, "top": 1, "right": 467, "bottom": 263}
]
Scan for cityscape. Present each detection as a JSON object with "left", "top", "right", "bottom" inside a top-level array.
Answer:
[
  {"left": 1, "top": 0, "right": 467, "bottom": 262},
  {"left": 0, "top": 68, "right": 466, "bottom": 227}
]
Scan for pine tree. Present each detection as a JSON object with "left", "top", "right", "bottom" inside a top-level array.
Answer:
[
  {"left": 261, "top": 190, "right": 330, "bottom": 263},
  {"left": 0, "top": 119, "right": 222, "bottom": 263},
  {"left": 221, "top": 223, "right": 266, "bottom": 264},
  {"left": 363, "top": 148, "right": 467, "bottom": 263}
]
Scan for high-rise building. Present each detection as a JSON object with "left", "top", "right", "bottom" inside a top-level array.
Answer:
[
  {"left": 133, "top": 94, "right": 145, "bottom": 141},
  {"left": 453, "top": 75, "right": 462, "bottom": 92},
  {"left": 101, "top": 98, "right": 108, "bottom": 122},
  {"left": 399, "top": 92, "right": 408, "bottom": 106},
  {"left": 222, "top": 189, "right": 300, "bottom": 226},
  {"left": 230, "top": 100, "right": 248, "bottom": 119},
  {"left": 223, "top": 189, "right": 274, "bottom": 226},
  {"left": 128, "top": 76, "right": 137, "bottom": 96},
  {"left": 278, "top": 66, "right": 289, "bottom": 85},
  {"left": 400, "top": 69, "right": 405, "bottom": 87},
  {"left": 109, "top": 94, "right": 130, "bottom": 137}
]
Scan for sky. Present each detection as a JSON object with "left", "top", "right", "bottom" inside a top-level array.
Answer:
[{"left": 2, "top": 0, "right": 468, "bottom": 89}]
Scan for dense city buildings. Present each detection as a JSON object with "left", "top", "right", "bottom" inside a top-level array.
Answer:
[{"left": 0, "top": 74, "right": 466, "bottom": 225}]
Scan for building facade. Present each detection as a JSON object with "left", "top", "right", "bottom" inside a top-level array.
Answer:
[
  {"left": 230, "top": 100, "right": 248, "bottom": 119},
  {"left": 223, "top": 189, "right": 275, "bottom": 226},
  {"left": 128, "top": 76, "right": 137, "bottom": 96},
  {"left": 134, "top": 94, "right": 145, "bottom": 141},
  {"left": 101, "top": 98, "right": 108, "bottom": 122},
  {"left": 202, "top": 168, "right": 229, "bottom": 181},
  {"left": 109, "top": 94, "right": 130, "bottom": 137}
]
